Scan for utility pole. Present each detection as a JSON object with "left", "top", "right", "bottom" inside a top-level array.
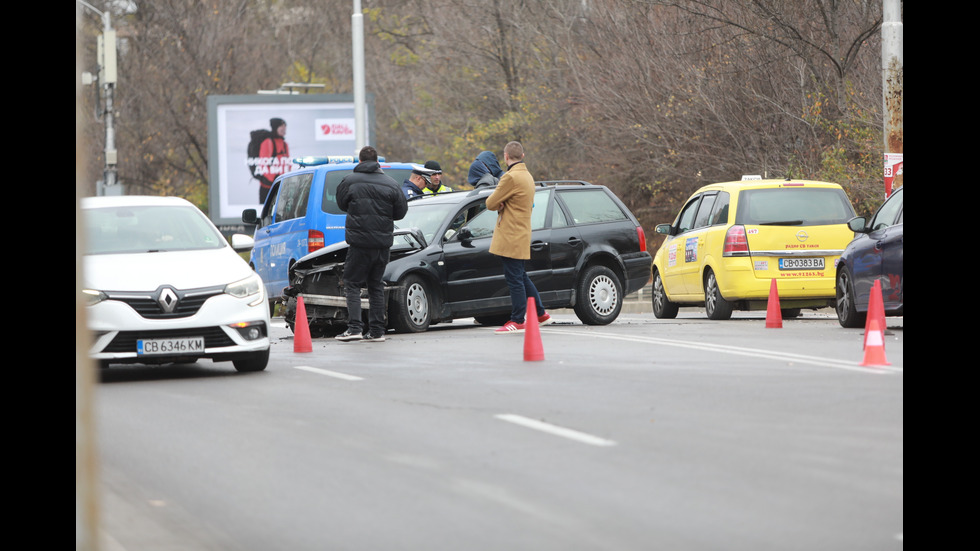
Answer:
[
  {"left": 80, "top": 1, "right": 119, "bottom": 196},
  {"left": 882, "top": 0, "right": 903, "bottom": 196},
  {"left": 352, "top": 0, "right": 367, "bottom": 151},
  {"left": 98, "top": 9, "right": 118, "bottom": 195}
]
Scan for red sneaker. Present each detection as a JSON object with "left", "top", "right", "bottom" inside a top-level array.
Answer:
[
  {"left": 494, "top": 320, "right": 525, "bottom": 334},
  {"left": 537, "top": 313, "right": 554, "bottom": 326}
]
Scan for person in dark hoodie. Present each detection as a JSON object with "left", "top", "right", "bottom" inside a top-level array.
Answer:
[
  {"left": 466, "top": 150, "right": 504, "bottom": 187},
  {"left": 335, "top": 146, "right": 409, "bottom": 342}
]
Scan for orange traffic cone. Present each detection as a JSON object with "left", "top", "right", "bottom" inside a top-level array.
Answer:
[
  {"left": 293, "top": 296, "right": 312, "bottom": 353},
  {"left": 765, "top": 279, "right": 783, "bottom": 328},
  {"left": 523, "top": 297, "right": 545, "bottom": 362},
  {"left": 863, "top": 280, "right": 887, "bottom": 349},
  {"left": 860, "top": 317, "right": 890, "bottom": 366}
]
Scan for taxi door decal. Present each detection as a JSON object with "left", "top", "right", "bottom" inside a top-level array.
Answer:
[{"left": 685, "top": 237, "right": 698, "bottom": 263}]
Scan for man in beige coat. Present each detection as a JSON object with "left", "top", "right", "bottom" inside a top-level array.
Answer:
[{"left": 486, "top": 141, "right": 553, "bottom": 334}]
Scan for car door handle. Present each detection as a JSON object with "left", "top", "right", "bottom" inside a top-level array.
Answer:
[
  {"left": 531, "top": 240, "right": 548, "bottom": 251},
  {"left": 567, "top": 237, "right": 582, "bottom": 246}
]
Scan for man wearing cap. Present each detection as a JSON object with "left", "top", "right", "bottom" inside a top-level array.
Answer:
[
  {"left": 335, "top": 146, "right": 408, "bottom": 342},
  {"left": 401, "top": 165, "right": 436, "bottom": 199},
  {"left": 422, "top": 160, "right": 452, "bottom": 194}
]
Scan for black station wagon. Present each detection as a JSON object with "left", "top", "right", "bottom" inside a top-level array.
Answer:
[{"left": 282, "top": 181, "right": 652, "bottom": 335}]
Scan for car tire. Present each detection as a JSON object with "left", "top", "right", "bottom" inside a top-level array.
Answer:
[
  {"left": 704, "top": 269, "right": 733, "bottom": 320},
  {"left": 391, "top": 274, "right": 431, "bottom": 333},
  {"left": 835, "top": 265, "right": 866, "bottom": 328},
  {"left": 574, "top": 265, "right": 623, "bottom": 325},
  {"left": 233, "top": 349, "right": 269, "bottom": 372},
  {"left": 651, "top": 269, "right": 679, "bottom": 319}
]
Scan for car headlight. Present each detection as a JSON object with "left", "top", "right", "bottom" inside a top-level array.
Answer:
[
  {"left": 82, "top": 289, "right": 107, "bottom": 306},
  {"left": 224, "top": 274, "right": 263, "bottom": 305}
]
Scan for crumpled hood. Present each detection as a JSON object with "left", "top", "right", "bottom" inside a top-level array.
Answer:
[{"left": 84, "top": 247, "right": 254, "bottom": 291}]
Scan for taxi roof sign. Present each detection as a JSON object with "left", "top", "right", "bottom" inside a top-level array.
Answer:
[{"left": 741, "top": 174, "right": 763, "bottom": 180}]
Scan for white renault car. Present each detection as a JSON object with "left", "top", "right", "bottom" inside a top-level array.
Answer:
[{"left": 82, "top": 196, "right": 271, "bottom": 372}]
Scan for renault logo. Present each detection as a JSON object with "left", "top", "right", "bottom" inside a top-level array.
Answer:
[
  {"left": 795, "top": 230, "right": 809, "bottom": 242},
  {"left": 157, "top": 287, "right": 179, "bottom": 313}
]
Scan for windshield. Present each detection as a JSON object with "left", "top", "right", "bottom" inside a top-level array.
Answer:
[
  {"left": 394, "top": 202, "right": 459, "bottom": 245},
  {"left": 85, "top": 205, "right": 227, "bottom": 255}
]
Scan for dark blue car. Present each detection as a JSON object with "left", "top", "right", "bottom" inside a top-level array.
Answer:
[{"left": 835, "top": 186, "right": 903, "bottom": 327}]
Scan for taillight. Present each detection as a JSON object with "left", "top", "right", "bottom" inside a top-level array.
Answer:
[
  {"left": 723, "top": 225, "right": 749, "bottom": 256},
  {"left": 308, "top": 230, "right": 325, "bottom": 253},
  {"left": 636, "top": 225, "right": 647, "bottom": 252}
]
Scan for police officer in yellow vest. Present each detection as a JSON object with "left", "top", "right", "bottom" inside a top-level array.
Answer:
[{"left": 422, "top": 161, "right": 452, "bottom": 194}]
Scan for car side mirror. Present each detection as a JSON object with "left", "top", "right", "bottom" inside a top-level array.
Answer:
[
  {"left": 457, "top": 227, "right": 474, "bottom": 241},
  {"left": 242, "top": 208, "right": 259, "bottom": 226},
  {"left": 655, "top": 223, "right": 675, "bottom": 236},
  {"left": 230, "top": 233, "right": 255, "bottom": 252},
  {"left": 846, "top": 216, "right": 868, "bottom": 233}
]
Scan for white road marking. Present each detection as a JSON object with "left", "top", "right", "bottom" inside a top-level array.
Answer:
[
  {"left": 542, "top": 328, "right": 902, "bottom": 374},
  {"left": 293, "top": 365, "right": 364, "bottom": 381},
  {"left": 495, "top": 414, "right": 617, "bottom": 447}
]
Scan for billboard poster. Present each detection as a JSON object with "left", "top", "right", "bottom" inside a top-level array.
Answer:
[{"left": 207, "top": 94, "right": 372, "bottom": 227}]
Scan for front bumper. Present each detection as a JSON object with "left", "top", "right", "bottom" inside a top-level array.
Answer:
[{"left": 87, "top": 294, "right": 271, "bottom": 362}]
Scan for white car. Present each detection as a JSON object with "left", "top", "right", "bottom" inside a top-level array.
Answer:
[{"left": 82, "top": 196, "right": 271, "bottom": 372}]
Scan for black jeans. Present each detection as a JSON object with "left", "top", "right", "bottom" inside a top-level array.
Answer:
[
  {"left": 501, "top": 256, "right": 545, "bottom": 323},
  {"left": 343, "top": 246, "right": 389, "bottom": 336}
]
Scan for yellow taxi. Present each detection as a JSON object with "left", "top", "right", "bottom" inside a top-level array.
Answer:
[{"left": 650, "top": 178, "right": 856, "bottom": 319}]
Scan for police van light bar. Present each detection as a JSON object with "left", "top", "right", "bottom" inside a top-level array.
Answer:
[{"left": 293, "top": 155, "right": 387, "bottom": 167}]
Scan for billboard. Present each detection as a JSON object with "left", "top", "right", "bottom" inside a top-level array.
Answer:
[{"left": 206, "top": 94, "right": 373, "bottom": 227}]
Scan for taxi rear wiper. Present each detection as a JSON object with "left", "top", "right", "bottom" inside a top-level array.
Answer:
[{"left": 759, "top": 220, "right": 803, "bottom": 226}]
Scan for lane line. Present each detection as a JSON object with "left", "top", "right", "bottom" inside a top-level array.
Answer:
[
  {"left": 542, "top": 328, "right": 902, "bottom": 374},
  {"left": 293, "top": 365, "right": 364, "bottom": 381},
  {"left": 495, "top": 414, "right": 617, "bottom": 447}
]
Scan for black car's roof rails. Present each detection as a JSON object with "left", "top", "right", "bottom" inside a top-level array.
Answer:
[{"left": 535, "top": 180, "right": 592, "bottom": 187}]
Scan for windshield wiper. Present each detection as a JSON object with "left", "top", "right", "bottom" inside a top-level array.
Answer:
[{"left": 759, "top": 220, "right": 803, "bottom": 226}]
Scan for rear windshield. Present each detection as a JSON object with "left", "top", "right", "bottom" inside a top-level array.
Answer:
[
  {"left": 322, "top": 168, "right": 413, "bottom": 215},
  {"left": 736, "top": 187, "right": 854, "bottom": 226}
]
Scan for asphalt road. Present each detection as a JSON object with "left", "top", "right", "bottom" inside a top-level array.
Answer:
[{"left": 93, "top": 307, "right": 903, "bottom": 551}]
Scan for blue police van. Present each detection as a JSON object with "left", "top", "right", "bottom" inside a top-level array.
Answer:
[{"left": 242, "top": 156, "right": 416, "bottom": 310}]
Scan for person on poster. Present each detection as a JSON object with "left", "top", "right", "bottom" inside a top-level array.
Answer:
[{"left": 250, "top": 118, "right": 291, "bottom": 203}]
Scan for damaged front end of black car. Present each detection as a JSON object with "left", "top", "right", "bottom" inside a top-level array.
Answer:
[{"left": 282, "top": 228, "right": 428, "bottom": 337}]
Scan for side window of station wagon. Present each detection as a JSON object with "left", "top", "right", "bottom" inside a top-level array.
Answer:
[{"left": 558, "top": 189, "right": 627, "bottom": 225}]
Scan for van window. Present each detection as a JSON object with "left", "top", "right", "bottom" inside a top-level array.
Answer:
[
  {"left": 322, "top": 168, "right": 414, "bottom": 215},
  {"left": 261, "top": 181, "right": 280, "bottom": 226},
  {"left": 275, "top": 173, "right": 313, "bottom": 222},
  {"left": 558, "top": 189, "right": 627, "bottom": 225}
]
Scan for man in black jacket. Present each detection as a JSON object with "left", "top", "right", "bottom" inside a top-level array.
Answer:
[{"left": 335, "top": 146, "right": 409, "bottom": 342}]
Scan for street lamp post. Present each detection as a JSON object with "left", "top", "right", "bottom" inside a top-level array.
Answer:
[{"left": 79, "top": 1, "right": 118, "bottom": 196}]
